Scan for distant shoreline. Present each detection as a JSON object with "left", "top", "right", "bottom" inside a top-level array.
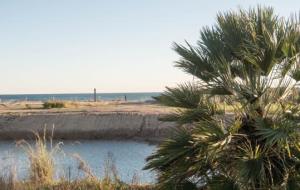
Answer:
[
  {"left": 0, "top": 92, "right": 161, "bottom": 102},
  {"left": 0, "top": 91, "right": 162, "bottom": 95}
]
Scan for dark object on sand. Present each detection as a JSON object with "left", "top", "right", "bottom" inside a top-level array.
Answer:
[{"left": 94, "top": 88, "right": 97, "bottom": 102}]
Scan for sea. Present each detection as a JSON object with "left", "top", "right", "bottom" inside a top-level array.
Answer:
[{"left": 0, "top": 92, "right": 161, "bottom": 102}]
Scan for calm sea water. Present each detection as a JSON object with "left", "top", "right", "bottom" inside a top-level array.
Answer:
[
  {"left": 0, "top": 140, "right": 157, "bottom": 183},
  {"left": 0, "top": 92, "right": 161, "bottom": 102}
]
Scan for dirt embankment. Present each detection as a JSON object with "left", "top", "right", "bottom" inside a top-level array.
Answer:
[
  {"left": 0, "top": 113, "right": 177, "bottom": 142},
  {"left": 0, "top": 101, "right": 177, "bottom": 141}
]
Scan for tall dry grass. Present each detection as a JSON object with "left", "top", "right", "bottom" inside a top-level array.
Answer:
[{"left": 17, "top": 128, "right": 62, "bottom": 184}]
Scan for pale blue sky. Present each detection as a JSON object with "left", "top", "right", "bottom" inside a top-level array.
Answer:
[{"left": 0, "top": 0, "right": 299, "bottom": 94}]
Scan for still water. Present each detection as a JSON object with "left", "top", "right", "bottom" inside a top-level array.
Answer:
[{"left": 0, "top": 140, "right": 157, "bottom": 183}]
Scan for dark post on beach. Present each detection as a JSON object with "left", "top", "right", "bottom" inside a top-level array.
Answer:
[
  {"left": 94, "top": 88, "right": 97, "bottom": 102},
  {"left": 124, "top": 94, "right": 127, "bottom": 101}
]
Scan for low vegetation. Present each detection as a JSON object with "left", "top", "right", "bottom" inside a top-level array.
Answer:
[
  {"left": 0, "top": 178, "right": 154, "bottom": 190},
  {"left": 43, "top": 101, "right": 66, "bottom": 109}
]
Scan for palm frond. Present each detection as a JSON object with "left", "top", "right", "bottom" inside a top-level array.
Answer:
[{"left": 154, "top": 83, "right": 203, "bottom": 109}]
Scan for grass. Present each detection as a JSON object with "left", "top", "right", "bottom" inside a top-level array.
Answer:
[
  {"left": 17, "top": 129, "right": 62, "bottom": 184},
  {"left": 0, "top": 179, "right": 155, "bottom": 190},
  {"left": 3, "top": 129, "right": 155, "bottom": 190}
]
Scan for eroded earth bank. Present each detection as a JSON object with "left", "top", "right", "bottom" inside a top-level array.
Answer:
[{"left": 0, "top": 101, "right": 176, "bottom": 141}]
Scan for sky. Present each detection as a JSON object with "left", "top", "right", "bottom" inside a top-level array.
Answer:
[{"left": 0, "top": 0, "right": 299, "bottom": 94}]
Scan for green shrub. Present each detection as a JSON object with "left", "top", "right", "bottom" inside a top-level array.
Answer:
[{"left": 43, "top": 101, "right": 65, "bottom": 109}]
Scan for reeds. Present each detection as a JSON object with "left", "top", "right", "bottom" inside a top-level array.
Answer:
[
  {"left": 17, "top": 128, "right": 63, "bottom": 184},
  {"left": 73, "top": 153, "right": 96, "bottom": 179}
]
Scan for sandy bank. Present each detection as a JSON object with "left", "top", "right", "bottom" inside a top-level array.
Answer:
[{"left": 0, "top": 101, "right": 176, "bottom": 141}]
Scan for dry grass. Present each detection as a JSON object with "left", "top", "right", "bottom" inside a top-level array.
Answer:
[
  {"left": 0, "top": 179, "right": 155, "bottom": 190},
  {"left": 17, "top": 128, "right": 63, "bottom": 184},
  {"left": 73, "top": 153, "right": 96, "bottom": 179}
]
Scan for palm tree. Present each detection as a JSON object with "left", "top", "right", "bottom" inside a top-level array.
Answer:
[{"left": 145, "top": 7, "right": 300, "bottom": 190}]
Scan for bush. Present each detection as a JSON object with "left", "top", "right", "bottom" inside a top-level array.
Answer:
[{"left": 43, "top": 101, "right": 65, "bottom": 109}]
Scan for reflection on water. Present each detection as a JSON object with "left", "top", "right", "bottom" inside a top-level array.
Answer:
[{"left": 0, "top": 140, "right": 156, "bottom": 183}]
